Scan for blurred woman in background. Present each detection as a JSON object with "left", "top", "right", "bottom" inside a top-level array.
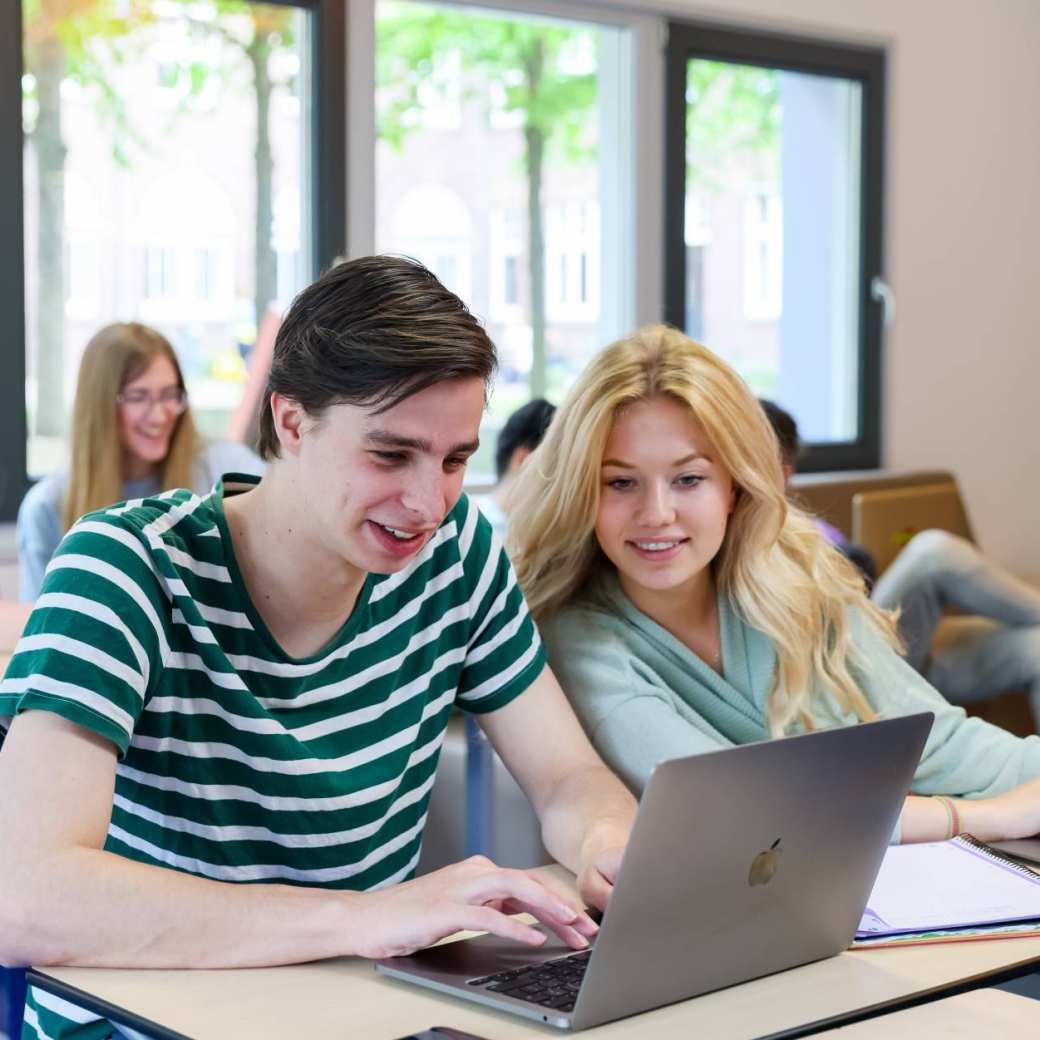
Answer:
[{"left": 17, "top": 321, "right": 262, "bottom": 600}]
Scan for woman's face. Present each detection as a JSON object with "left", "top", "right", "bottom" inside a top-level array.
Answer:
[
  {"left": 116, "top": 355, "right": 184, "bottom": 476},
  {"left": 595, "top": 395, "right": 736, "bottom": 604}
]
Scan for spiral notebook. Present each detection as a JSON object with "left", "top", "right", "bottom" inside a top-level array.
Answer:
[{"left": 856, "top": 835, "right": 1040, "bottom": 939}]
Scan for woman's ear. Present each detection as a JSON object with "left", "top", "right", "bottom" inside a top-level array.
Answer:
[{"left": 729, "top": 484, "right": 741, "bottom": 514}]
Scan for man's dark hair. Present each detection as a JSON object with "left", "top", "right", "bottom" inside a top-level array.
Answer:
[
  {"left": 495, "top": 398, "right": 556, "bottom": 481},
  {"left": 758, "top": 398, "right": 801, "bottom": 471},
  {"left": 258, "top": 256, "right": 497, "bottom": 459}
]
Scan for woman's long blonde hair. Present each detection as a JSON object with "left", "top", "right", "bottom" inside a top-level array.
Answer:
[
  {"left": 62, "top": 323, "right": 198, "bottom": 531},
  {"left": 507, "top": 325, "right": 899, "bottom": 735}
]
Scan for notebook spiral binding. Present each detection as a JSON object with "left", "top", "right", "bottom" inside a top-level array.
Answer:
[{"left": 956, "top": 834, "right": 1040, "bottom": 881}]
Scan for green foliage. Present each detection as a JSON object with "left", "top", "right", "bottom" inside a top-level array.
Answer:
[
  {"left": 686, "top": 59, "right": 780, "bottom": 192},
  {"left": 376, "top": 1, "right": 597, "bottom": 167},
  {"left": 23, "top": 1, "right": 156, "bottom": 162},
  {"left": 23, "top": 0, "right": 298, "bottom": 158},
  {"left": 208, "top": 0, "right": 297, "bottom": 52}
]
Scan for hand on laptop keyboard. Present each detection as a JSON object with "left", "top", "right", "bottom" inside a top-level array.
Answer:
[{"left": 350, "top": 855, "right": 599, "bottom": 959}]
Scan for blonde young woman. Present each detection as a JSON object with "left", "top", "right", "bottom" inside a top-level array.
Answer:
[
  {"left": 507, "top": 325, "right": 1040, "bottom": 844},
  {"left": 16, "top": 322, "right": 262, "bottom": 601}
]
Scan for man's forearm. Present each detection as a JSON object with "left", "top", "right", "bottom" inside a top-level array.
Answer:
[
  {"left": 538, "top": 764, "right": 636, "bottom": 873},
  {"left": 1, "top": 845, "right": 358, "bottom": 969}
]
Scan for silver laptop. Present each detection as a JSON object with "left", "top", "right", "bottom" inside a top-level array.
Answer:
[{"left": 376, "top": 713, "right": 933, "bottom": 1031}]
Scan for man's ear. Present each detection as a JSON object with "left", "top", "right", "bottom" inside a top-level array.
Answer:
[{"left": 269, "top": 392, "right": 308, "bottom": 457}]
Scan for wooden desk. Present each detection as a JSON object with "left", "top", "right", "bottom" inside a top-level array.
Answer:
[
  {"left": 814, "top": 987, "right": 1038, "bottom": 1035},
  {"left": 29, "top": 933, "right": 1040, "bottom": 1040}
]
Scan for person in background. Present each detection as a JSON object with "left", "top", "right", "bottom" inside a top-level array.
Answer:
[
  {"left": 762, "top": 397, "right": 1040, "bottom": 726},
  {"left": 758, "top": 399, "right": 877, "bottom": 584},
  {"left": 226, "top": 304, "right": 284, "bottom": 448},
  {"left": 16, "top": 322, "right": 263, "bottom": 601},
  {"left": 476, "top": 398, "right": 556, "bottom": 533},
  {"left": 507, "top": 324, "right": 1040, "bottom": 846}
]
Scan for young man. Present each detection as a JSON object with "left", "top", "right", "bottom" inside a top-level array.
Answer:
[{"left": 0, "top": 257, "right": 636, "bottom": 1039}]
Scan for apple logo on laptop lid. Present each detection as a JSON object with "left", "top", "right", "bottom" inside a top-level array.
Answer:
[{"left": 748, "top": 838, "right": 783, "bottom": 887}]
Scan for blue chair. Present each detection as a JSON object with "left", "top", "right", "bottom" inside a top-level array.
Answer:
[{"left": 1, "top": 966, "right": 26, "bottom": 1039}]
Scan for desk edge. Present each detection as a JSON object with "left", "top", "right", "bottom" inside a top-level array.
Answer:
[{"left": 27, "top": 969, "right": 194, "bottom": 1040}]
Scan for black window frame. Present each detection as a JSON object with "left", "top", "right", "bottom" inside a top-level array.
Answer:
[
  {"left": 664, "top": 21, "right": 886, "bottom": 472},
  {"left": 0, "top": 0, "right": 347, "bottom": 522}
]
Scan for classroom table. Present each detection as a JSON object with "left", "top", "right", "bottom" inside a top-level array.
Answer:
[
  {"left": 813, "top": 987, "right": 1038, "bottom": 1035},
  {"left": 27, "top": 864, "right": 1040, "bottom": 1040},
  {"left": 28, "top": 939, "right": 1040, "bottom": 1040}
]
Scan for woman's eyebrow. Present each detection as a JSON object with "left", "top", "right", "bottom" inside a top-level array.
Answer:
[{"left": 602, "top": 452, "right": 709, "bottom": 468}]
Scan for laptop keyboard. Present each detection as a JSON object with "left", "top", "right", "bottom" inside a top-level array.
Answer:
[{"left": 466, "top": 949, "right": 591, "bottom": 1012}]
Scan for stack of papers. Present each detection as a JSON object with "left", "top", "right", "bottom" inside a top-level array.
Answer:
[{"left": 856, "top": 835, "right": 1040, "bottom": 944}]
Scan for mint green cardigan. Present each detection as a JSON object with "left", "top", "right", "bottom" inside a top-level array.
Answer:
[{"left": 542, "top": 571, "right": 1040, "bottom": 839}]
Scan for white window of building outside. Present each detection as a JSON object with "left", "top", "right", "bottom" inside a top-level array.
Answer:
[{"left": 374, "top": 0, "right": 634, "bottom": 482}]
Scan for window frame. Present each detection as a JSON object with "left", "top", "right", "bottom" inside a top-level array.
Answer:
[
  {"left": 0, "top": 3, "right": 27, "bottom": 523},
  {"left": 0, "top": 0, "right": 346, "bottom": 522},
  {"left": 357, "top": 0, "right": 664, "bottom": 491},
  {"left": 664, "top": 21, "right": 886, "bottom": 472}
]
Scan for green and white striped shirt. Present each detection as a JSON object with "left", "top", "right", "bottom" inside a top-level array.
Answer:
[{"left": 1, "top": 476, "right": 545, "bottom": 1040}]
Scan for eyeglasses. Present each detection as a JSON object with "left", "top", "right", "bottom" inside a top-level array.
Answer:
[{"left": 116, "top": 387, "right": 188, "bottom": 415}]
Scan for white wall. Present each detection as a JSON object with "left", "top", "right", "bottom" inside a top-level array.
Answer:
[{"left": 590, "top": 0, "right": 1040, "bottom": 576}]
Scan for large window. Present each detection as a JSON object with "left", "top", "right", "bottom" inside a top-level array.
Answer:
[
  {"left": 373, "top": 0, "right": 637, "bottom": 480},
  {"left": 665, "top": 24, "right": 885, "bottom": 470},
  {"left": 0, "top": 0, "right": 344, "bottom": 518},
  {"left": 0, "top": 4, "right": 889, "bottom": 519}
]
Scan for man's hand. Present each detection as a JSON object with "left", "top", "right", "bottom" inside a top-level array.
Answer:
[
  {"left": 575, "top": 817, "right": 629, "bottom": 911},
  {"left": 577, "top": 843, "right": 625, "bottom": 912},
  {"left": 351, "top": 856, "right": 600, "bottom": 960}
]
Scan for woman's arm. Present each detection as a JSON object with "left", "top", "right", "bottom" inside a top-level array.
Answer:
[
  {"left": 901, "top": 784, "right": 1040, "bottom": 843},
  {"left": 848, "top": 610, "right": 1040, "bottom": 842},
  {"left": 850, "top": 611, "right": 1040, "bottom": 795},
  {"left": 0, "top": 711, "right": 597, "bottom": 968}
]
